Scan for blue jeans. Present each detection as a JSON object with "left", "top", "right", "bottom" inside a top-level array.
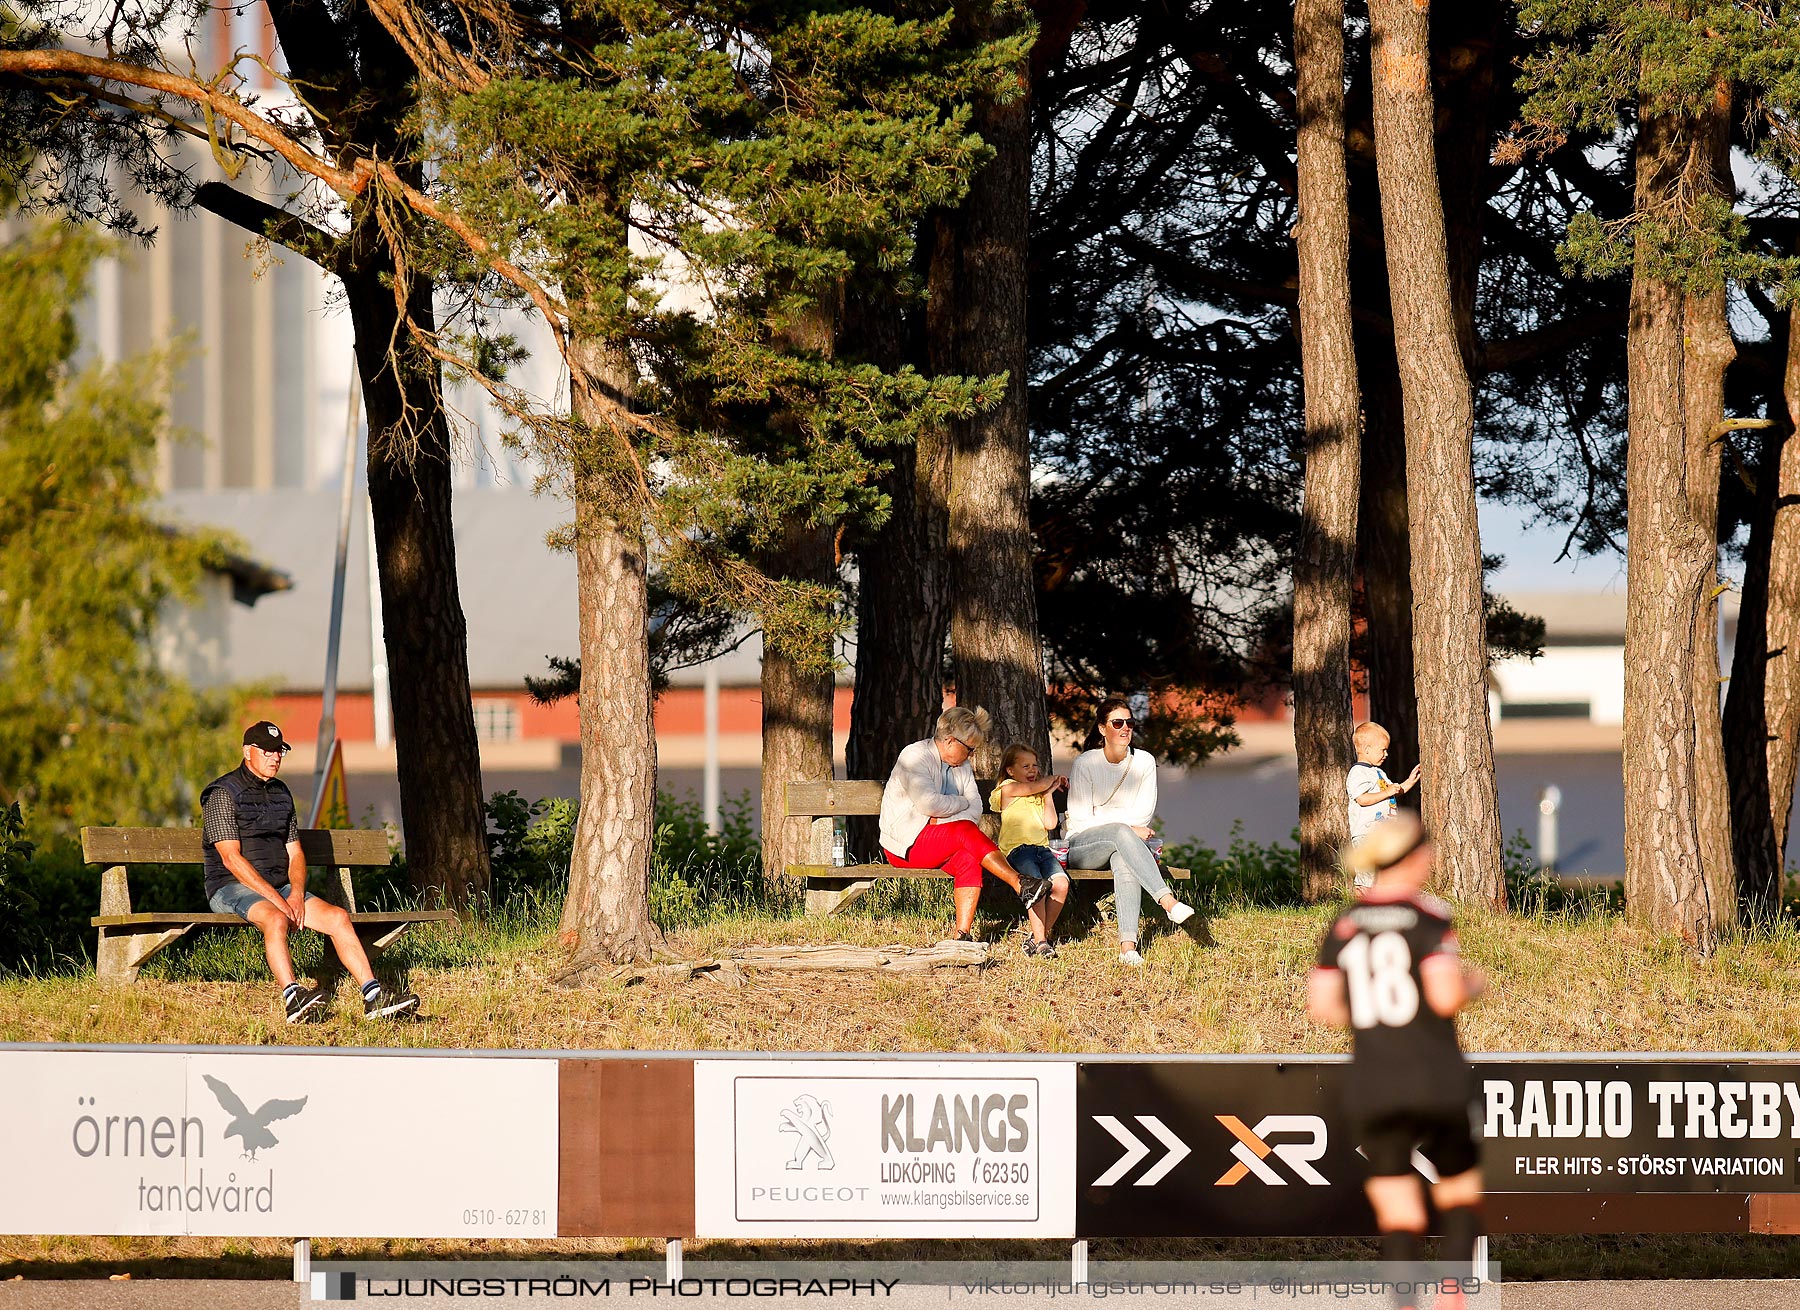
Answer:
[
  {"left": 1066, "top": 822, "right": 1169, "bottom": 945},
  {"left": 1006, "top": 844, "right": 1068, "bottom": 885}
]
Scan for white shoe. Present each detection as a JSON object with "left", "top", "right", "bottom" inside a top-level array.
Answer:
[
  {"left": 1119, "top": 948, "right": 1145, "bottom": 966},
  {"left": 1165, "top": 900, "right": 1195, "bottom": 926}
]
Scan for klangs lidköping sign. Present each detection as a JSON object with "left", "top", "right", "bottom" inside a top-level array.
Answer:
[
  {"left": 1075, "top": 1059, "right": 1800, "bottom": 1238},
  {"left": 0, "top": 1050, "right": 559, "bottom": 1237},
  {"left": 693, "top": 1060, "right": 1078, "bottom": 1238}
]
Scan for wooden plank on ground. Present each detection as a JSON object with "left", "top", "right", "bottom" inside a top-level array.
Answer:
[{"left": 80, "top": 826, "right": 390, "bottom": 866}]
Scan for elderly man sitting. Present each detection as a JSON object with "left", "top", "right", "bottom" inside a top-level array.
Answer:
[{"left": 879, "top": 706, "right": 1051, "bottom": 943}]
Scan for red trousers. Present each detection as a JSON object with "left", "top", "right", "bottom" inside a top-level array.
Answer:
[{"left": 885, "top": 819, "right": 997, "bottom": 889}]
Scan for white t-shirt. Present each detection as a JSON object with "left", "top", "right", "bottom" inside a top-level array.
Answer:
[
  {"left": 1345, "top": 762, "right": 1397, "bottom": 842},
  {"left": 1064, "top": 747, "right": 1157, "bottom": 838}
]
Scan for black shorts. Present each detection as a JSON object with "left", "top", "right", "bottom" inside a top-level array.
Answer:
[{"left": 1353, "top": 1105, "right": 1480, "bottom": 1179}]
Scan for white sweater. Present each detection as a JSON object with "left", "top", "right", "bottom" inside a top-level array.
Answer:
[
  {"left": 879, "top": 738, "right": 983, "bottom": 856},
  {"left": 1063, "top": 747, "right": 1158, "bottom": 838}
]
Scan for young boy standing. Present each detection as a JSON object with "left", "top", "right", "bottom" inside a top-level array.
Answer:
[{"left": 1347, "top": 721, "right": 1421, "bottom": 887}]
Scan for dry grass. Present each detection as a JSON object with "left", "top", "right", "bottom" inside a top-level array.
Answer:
[
  {"left": 6, "top": 899, "right": 1800, "bottom": 1282},
  {"left": 5, "top": 900, "right": 1800, "bottom": 1054}
]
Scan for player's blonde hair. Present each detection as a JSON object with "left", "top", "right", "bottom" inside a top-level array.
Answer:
[
  {"left": 1341, "top": 812, "right": 1428, "bottom": 882},
  {"left": 1352, "top": 721, "right": 1390, "bottom": 750}
]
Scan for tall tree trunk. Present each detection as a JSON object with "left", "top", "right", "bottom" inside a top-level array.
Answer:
[
  {"left": 1724, "top": 389, "right": 1788, "bottom": 919},
  {"left": 345, "top": 257, "right": 493, "bottom": 907},
  {"left": 936, "top": 63, "right": 1051, "bottom": 776},
  {"left": 1727, "top": 308, "right": 1800, "bottom": 916},
  {"left": 1621, "top": 101, "right": 1719, "bottom": 953},
  {"left": 1765, "top": 387, "right": 1800, "bottom": 866},
  {"left": 759, "top": 524, "right": 837, "bottom": 880},
  {"left": 265, "top": 0, "right": 493, "bottom": 908},
  {"left": 848, "top": 438, "right": 951, "bottom": 768},
  {"left": 1431, "top": 1, "right": 1504, "bottom": 373},
  {"left": 559, "top": 341, "right": 659, "bottom": 965},
  {"left": 1358, "top": 368, "right": 1418, "bottom": 774},
  {"left": 846, "top": 291, "right": 950, "bottom": 857},
  {"left": 1682, "top": 86, "right": 1737, "bottom": 933},
  {"left": 1293, "top": 0, "right": 1361, "bottom": 900},
  {"left": 1348, "top": 3, "right": 1497, "bottom": 785},
  {"left": 1367, "top": 0, "right": 1503, "bottom": 906}
]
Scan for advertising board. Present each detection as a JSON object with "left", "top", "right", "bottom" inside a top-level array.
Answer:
[
  {"left": 694, "top": 1059, "right": 1077, "bottom": 1238},
  {"left": 1076, "top": 1058, "right": 1800, "bottom": 1237},
  {"left": 0, "top": 1049, "right": 559, "bottom": 1237}
]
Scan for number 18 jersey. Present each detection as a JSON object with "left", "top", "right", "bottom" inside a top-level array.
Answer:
[{"left": 1314, "top": 891, "right": 1473, "bottom": 1115}]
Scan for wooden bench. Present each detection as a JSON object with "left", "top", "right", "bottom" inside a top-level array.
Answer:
[
  {"left": 82, "top": 826, "right": 457, "bottom": 984},
  {"left": 785, "top": 780, "right": 1190, "bottom": 916}
]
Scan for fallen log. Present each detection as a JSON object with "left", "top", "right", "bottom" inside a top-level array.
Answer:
[{"left": 729, "top": 940, "right": 989, "bottom": 972}]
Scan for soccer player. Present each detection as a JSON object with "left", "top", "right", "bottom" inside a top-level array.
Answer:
[{"left": 1307, "top": 814, "right": 1485, "bottom": 1310}]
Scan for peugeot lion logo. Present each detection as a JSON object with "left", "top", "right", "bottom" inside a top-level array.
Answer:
[
  {"left": 779, "top": 1094, "right": 834, "bottom": 1171},
  {"left": 203, "top": 1075, "right": 308, "bottom": 1160}
]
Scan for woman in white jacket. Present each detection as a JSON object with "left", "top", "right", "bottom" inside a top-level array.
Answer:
[
  {"left": 1064, "top": 696, "right": 1194, "bottom": 964},
  {"left": 880, "top": 706, "right": 1050, "bottom": 942}
]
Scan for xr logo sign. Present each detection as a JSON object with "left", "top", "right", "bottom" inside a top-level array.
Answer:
[{"left": 1213, "top": 1114, "right": 1329, "bottom": 1186}]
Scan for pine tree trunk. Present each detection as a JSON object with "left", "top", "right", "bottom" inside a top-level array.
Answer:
[
  {"left": 1367, "top": 0, "right": 1503, "bottom": 906},
  {"left": 848, "top": 437, "right": 950, "bottom": 764},
  {"left": 559, "top": 338, "right": 660, "bottom": 965},
  {"left": 1622, "top": 102, "right": 1719, "bottom": 953},
  {"left": 267, "top": 1, "right": 492, "bottom": 909},
  {"left": 1728, "top": 308, "right": 1800, "bottom": 915},
  {"left": 1724, "top": 406, "right": 1788, "bottom": 919},
  {"left": 1293, "top": 0, "right": 1360, "bottom": 901},
  {"left": 935, "top": 41, "right": 1051, "bottom": 777},
  {"left": 759, "top": 524, "right": 837, "bottom": 880},
  {"left": 1681, "top": 88, "right": 1737, "bottom": 932},
  {"left": 1358, "top": 357, "right": 1419, "bottom": 775},
  {"left": 342, "top": 232, "right": 492, "bottom": 909},
  {"left": 845, "top": 291, "right": 950, "bottom": 851},
  {"left": 1765, "top": 400, "right": 1800, "bottom": 862}
]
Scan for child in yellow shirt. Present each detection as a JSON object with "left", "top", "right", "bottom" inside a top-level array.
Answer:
[{"left": 990, "top": 744, "right": 1072, "bottom": 958}]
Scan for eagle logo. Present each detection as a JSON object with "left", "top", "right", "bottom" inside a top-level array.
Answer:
[{"left": 203, "top": 1074, "right": 308, "bottom": 1160}]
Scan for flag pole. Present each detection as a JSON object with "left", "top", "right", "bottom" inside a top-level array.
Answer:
[{"left": 312, "top": 367, "right": 363, "bottom": 818}]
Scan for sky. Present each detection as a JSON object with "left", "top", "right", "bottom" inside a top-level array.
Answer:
[{"left": 1480, "top": 499, "right": 1627, "bottom": 597}]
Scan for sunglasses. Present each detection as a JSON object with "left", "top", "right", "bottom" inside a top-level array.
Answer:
[{"left": 1106, "top": 718, "right": 1134, "bottom": 729}]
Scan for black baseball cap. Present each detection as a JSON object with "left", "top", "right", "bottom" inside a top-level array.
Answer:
[{"left": 242, "top": 721, "right": 292, "bottom": 752}]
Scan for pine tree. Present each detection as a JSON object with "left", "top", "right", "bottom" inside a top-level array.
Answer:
[
  {"left": 400, "top": 0, "right": 1015, "bottom": 964},
  {"left": 0, "top": 226, "right": 243, "bottom": 827},
  {"left": 1367, "top": 0, "right": 1503, "bottom": 906},
  {"left": 1292, "top": 0, "right": 1360, "bottom": 900},
  {"left": 1513, "top": 0, "right": 1800, "bottom": 945},
  {"left": 1, "top": 0, "right": 497, "bottom": 907}
]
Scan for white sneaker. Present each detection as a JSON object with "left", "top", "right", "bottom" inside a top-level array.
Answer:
[
  {"left": 1119, "top": 948, "right": 1145, "bottom": 966},
  {"left": 1165, "top": 900, "right": 1195, "bottom": 926}
]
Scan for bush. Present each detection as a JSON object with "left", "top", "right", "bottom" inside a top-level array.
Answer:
[
  {"left": 1164, "top": 822, "right": 1305, "bottom": 909},
  {"left": 648, "top": 790, "right": 792, "bottom": 926}
]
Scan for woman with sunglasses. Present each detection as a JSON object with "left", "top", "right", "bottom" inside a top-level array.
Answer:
[
  {"left": 879, "top": 706, "right": 1053, "bottom": 942},
  {"left": 1065, "top": 696, "right": 1195, "bottom": 965}
]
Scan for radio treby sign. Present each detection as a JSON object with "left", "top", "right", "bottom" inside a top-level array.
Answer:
[{"left": 1481, "top": 1062, "right": 1800, "bottom": 1192}]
